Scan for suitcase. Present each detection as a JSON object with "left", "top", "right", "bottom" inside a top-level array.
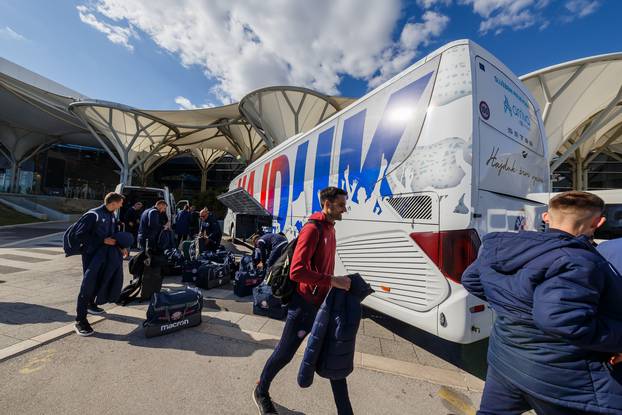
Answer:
[
  {"left": 143, "top": 287, "right": 203, "bottom": 338},
  {"left": 195, "top": 262, "right": 231, "bottom": 289},
  {"left": 252, "top": 284, "right": 286, "bottom": 320},
  {"left": 233, "top": 270, "right": 264, "bottom": 297}
]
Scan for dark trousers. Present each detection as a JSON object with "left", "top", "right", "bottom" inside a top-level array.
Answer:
[
  {"left": 76, "top": 253, "right": 98, "bottom": 322},
  {"left": 479, "top": 367, "right": 596, "bottom": 415},
  {"left": 258, "top": 295, "right": 353, "bottom": 415}
]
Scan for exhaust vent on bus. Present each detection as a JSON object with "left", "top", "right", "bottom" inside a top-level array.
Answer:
[
  {"left": 336, "top": 231, "right": 449, "bottom": 312},
  {"left": 386, "top": 194, "right": 433, "bottom": 220}
]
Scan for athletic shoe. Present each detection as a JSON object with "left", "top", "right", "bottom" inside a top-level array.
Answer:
[
  {"left": 74, "top": 320, "right": 94, "bottom": 337},
  {"left": 253, "top": 385, "right": 278, "bottom": 415},
  {"left": 87, "top": 305, "right": 105, "bottom": 315}
]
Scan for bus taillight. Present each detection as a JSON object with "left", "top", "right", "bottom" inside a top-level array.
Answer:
[{"left": 410, "top": 229, "right": 481, "bottom": 284}]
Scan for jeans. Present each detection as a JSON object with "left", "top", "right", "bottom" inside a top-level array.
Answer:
[
  {"left": 258, "top": 294, "right": 354, "bottom": 415},
  {"left": 479, "top": 366, "right": 596, "bottom": 415}
]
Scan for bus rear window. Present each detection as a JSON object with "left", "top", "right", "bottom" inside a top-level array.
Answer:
[{"left": 595, "top": 204, "right": 622, "bottom": 240}]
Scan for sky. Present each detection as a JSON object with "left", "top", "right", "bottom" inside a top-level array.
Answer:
[{"left": 0, "top": 0, "right": 619, "bottom": 110}]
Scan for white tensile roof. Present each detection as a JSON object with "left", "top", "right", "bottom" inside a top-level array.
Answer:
[
  {"left": 0, "top": 56, "right": 354, "bottom": 184},
  {"left": 521, "top": 53, "right": 622, "bottom": 169}
]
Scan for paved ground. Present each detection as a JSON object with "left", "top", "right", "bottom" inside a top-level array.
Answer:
[
  {"left": 0, "top": 226, "right": 491, "bottom": 414},
  {"left": 0, "top": 221, "right": 70, "bottom": 248}
]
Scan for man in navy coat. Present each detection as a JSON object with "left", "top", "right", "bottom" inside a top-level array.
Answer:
[
  {"left": 463, "top": 191, "right": 622, "bottom": 414},
  {"left": 72, "top": 192, "right": 126, "bottom": 336}
]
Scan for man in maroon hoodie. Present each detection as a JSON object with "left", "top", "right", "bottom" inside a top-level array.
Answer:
[{"left": 253, "top": 186, "right": 353, "bottom": 415}]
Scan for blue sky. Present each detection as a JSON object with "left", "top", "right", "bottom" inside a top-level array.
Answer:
[{"left": 0, "top": 0, "right": 619, "bottom": 110}]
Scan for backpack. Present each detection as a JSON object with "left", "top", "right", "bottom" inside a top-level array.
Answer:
[
  {"left": 265, "top": 219, "right": 322, "bottom": 304},
  {"left": 63, "top": 209, "right": 99, "bottom": 257}
]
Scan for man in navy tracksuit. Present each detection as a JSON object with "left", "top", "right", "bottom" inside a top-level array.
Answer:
[
  {"left": 174, "top": 204, "right": 191, "bottom": 244},
  {"left": 199, "top": 207, "right": 222, "bottom": 250},
  {"left": 463, "top": 191, "right": 622, "bottom": 414},
  {"left": 253, "top": 187, "right": 354, "bottom": 415},
  {"left": 252, "top": 232, "right": 288, "bottom": 270},
  {"left": 73, "top": 192, "right": 125, "bottom": 336},
  {"left": 137, "top": 199, "right": 168, "bottom": 250}
]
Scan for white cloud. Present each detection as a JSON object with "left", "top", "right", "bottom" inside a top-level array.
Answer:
[
  {"left": 0, "top": 26, "right": 26, "bottom": 41},
  {"left": 77, "top": 4, "right": 138, "bottom": 51},
  {"left": 369, "top": 11, "right": 449, "bottom": 87},
  {"left": 417, "top": 0, "right": 452, "bottom": 8},
  {"left": 174, "top": 96, "right": 212, "bottom": 110},
  {"left": 565, "top": 0, "right": 600, "bottom": 19},
  {"left": 459, "top": 0, "right": 550, "bottom": 34},
  {"left": 77, "top": 1, "right": 449, "bottom": 103}
]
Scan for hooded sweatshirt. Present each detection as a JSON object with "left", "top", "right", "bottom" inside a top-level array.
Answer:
[
  {"left": 290, "top": 212, "right": 336, "bottom": 307},
  {"left": 462, "top": 229, "right": 622, "bottom": 414}
]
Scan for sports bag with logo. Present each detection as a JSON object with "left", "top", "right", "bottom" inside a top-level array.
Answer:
[
  {"left": 194, "top": 262, "right": 230, "bottom": 289},
  {"left": 143, "top": 287, "right": 203, "bottom": 338},
  {"left": 265, "top": 220, "right": 321, "bottom": 304},
  {"left": 252, "top": 283, "right": 286, "bottom": 320},
  {"left": 233, "top": 269, "right": 265, "bottom": 297}
]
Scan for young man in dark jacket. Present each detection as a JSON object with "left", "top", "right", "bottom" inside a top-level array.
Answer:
[
  {"left": 463, "top": 191, "right": 622, "bottom": 415},
  {"left": 174, "top": 204, "right": 191, "bottom": 243},
  {"left": 252, "top": 232, "right": 288, "bottom": 269},
  {"left": 123, "top": 201, "right": 142, "bottom": 248},
  {"left": 253, "top": 187, "right": 353, "bottom": 415},
  {"left": 137, "top": 200, "right": 168, "bottom": 250},
  {"left": 72, "top": 192, "right": 126, "bottom": 336}
]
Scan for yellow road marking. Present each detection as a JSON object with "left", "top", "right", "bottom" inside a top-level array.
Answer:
[
  {"left": 438, "top": 386, "right": 477, "bottom": 415},
  {"left": 19, "top": 349, "right": 56, "bottom": 374}
]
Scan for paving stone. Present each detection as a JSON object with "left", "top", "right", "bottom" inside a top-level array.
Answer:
[
  {"left": 0, "top": 334, "right": 21, "bottom": 349},
  {"left": 379, "top": 339, "right": 417, "bottom": 362},
  {"left": 414, "top": 345, "right": 459, "bottom": 371},
  {"left": 236, "top": 315, "right": 269, "bottom": 332},
  {"left": 355, "top": 334, "right": 383, "bottom": 356},
  {"left": 363, "top": 320, "right": 396, "bottom": 340},
  {"left": 258, "top": 318, "right": 286, "bottom": 336}
]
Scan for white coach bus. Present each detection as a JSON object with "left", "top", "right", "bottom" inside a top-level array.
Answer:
[{"left": 223, "top": 40, "right": 550, "bottom": 344}]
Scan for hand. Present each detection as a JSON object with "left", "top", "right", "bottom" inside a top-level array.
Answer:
[
  {"left": 104, "top": 238, "right": 117, "bottom": 246},
  {"left": 256, "top": 262, "right": 264, "bottom": 270},
  {"left": 120, "top": 248, "right": 129, "bottom": 258},
  {"left": 610, "top": 353, "right": 622, "bottom": 365},
  {"left": 331, "top": 275, "right": 351, "bottom": 291}
]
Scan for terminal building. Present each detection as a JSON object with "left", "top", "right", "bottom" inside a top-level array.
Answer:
[{"left": 1, "top": 51, "right": 621, "bottom": 204}]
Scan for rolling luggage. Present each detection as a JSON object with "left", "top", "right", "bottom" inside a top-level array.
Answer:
[
  {"left": 252, "top": 284, "right": 286, "bottom": 320},
  {"left": 194, "top": 262, "right": 230, "bottom": 289},
  {"left": 233, "top": 269, "right": 264, "bottom": 297},
  {"left": 143, "top": 287, "right": 203, "bottom": 338}
]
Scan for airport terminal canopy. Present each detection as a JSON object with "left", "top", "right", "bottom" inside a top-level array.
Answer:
[
  {"left": 521, "top": 53, "right": 622, "bottom": 177},
  {"left": 239, "top": 86, "right": 354, "bottom": 148},
  {"left": 0, "top": 56, "right": 355, "bottom": 185}
]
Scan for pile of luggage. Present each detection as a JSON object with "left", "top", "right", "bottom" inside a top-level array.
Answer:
[{"left": 181, "top": 245, "right": 237, "bottom": 290}]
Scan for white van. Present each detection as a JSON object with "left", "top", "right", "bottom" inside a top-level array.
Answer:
[
  {"left": 223, "top": 40, "right": 550, "bottom": 344},
  {"left": 114, "top": 184, "right": 176, "bottom": 225}
]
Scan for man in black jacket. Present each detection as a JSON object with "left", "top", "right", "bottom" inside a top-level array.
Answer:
[{"left": 123, "top": 201, "right": 142, "bottom": 247}]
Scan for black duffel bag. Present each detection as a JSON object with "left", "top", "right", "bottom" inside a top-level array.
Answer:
[{"left": 143, "top": 287, "right": 203, "bottom": 338}]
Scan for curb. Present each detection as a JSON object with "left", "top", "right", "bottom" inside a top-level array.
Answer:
[
  {"left": 0, "top": 231, "right": 65, "bottom": 248},
  {"left": 0, "top": 305, "right": 485, "bottom": 392}
]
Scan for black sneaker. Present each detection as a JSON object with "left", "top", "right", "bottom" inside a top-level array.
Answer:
[
  {"left": 253, "top": 385, "right": 277, "bottom": 415},
  {"left": 87, "top": 305, "right": 105, "bottom": 315},
  {"left": 74, "top": 320, "right": 94, "bottom": 337}
]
